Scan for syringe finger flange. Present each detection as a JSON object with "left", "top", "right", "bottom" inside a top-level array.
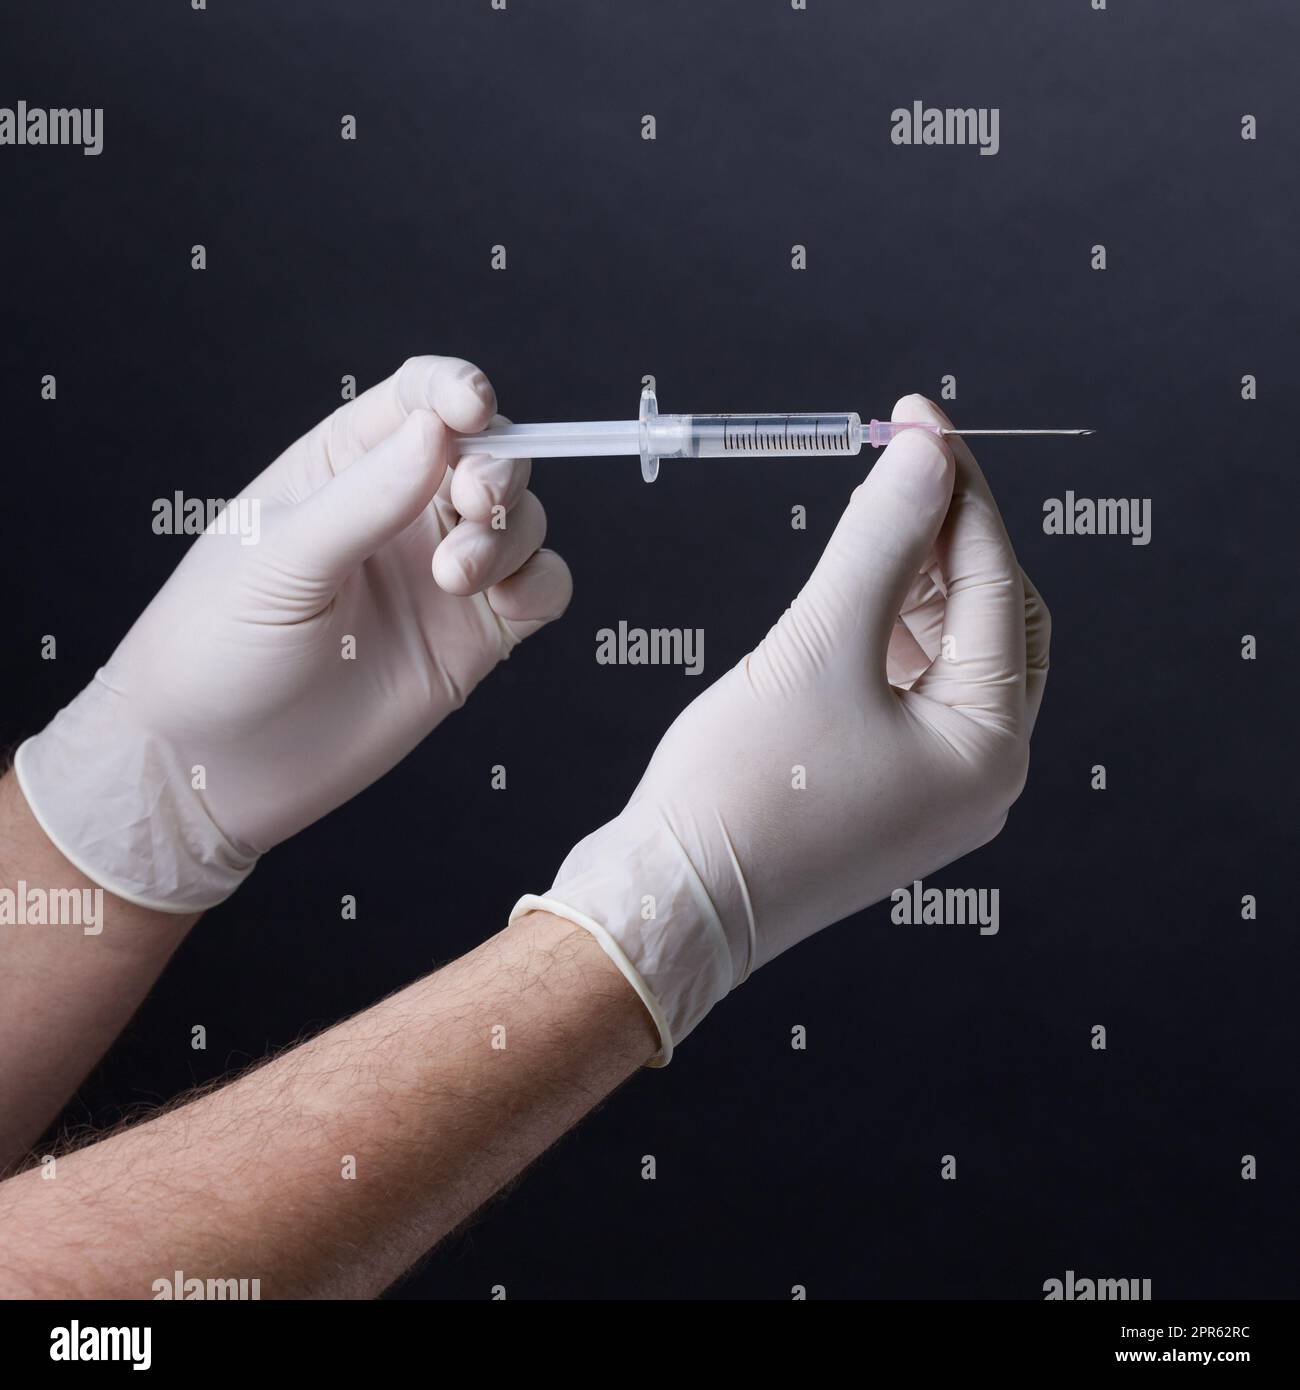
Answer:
[{"left": 638, "top": 386, "right": 660, "bottom": 484}]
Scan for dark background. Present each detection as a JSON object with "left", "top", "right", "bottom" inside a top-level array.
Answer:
[{"left": 2, "top": 0, "right": 1297, "bottom": 1299}]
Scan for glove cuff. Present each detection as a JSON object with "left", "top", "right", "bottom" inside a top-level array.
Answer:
[
  {"left": 509, "top": 894, "right": 676, "bottom": 1065},
  {"left": 510, "top": 804, "right": 737, "bottom": 1064},
  {"left": 14, "top": 676, "right": 258, "bottom": 913}
]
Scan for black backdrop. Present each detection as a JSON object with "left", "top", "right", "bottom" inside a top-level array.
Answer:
[{"left": 2, "top": 0, "right": 1297, "bottom": 1299}]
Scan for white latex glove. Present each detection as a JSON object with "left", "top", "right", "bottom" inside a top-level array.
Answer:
[
  {"left": 513, "top": 395, "right": 1049, "bottom": 1063},
  {"left": 17, "top": 356, "right": 572, "bottom": 911}
]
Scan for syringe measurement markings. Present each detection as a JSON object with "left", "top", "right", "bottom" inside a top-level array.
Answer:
[{"left": 718, "top": 416, "right": 850, "bottom": 454}]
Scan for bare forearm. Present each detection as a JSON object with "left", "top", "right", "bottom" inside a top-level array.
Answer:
[
  {"left": 0, "top": 771, "right": 200, "bottom": 1169},
  {"left": 0, "top": 910, "right": 657, "bottom": 1299}
]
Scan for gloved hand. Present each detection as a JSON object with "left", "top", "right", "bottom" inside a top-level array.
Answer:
[
  {"left": 512, "top": 395, "right": 1049, "bottom": 1063},
  {"left": 17, "top": 356, "right": 572, "bottom": 911}
]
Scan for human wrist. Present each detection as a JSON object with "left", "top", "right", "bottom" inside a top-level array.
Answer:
[
  {"left": 511, "top": 803, "right": 739, "bottom": 1065},
  {"left": 14, "top": 676, "right": 257, "bottom": 913},
  {"left": 0, "top": 768, "right": 203, "bottom": 942},
  {"left": 507, "top": 909, "right": 662, "bottom": 1065}
]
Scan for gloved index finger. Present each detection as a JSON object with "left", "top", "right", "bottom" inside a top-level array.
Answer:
[
  {"left": 324, "top": 355, "right": 498, "bottom": 475},
  {"left": 904, "top": 395, "right": 1029, "bottom": 737},
  {"left": 448, "top": 414, "right": 532, "bottom": 516}
]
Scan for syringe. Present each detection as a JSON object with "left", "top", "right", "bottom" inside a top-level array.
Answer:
[{"left": 451, "top": 387, "right": 1092, "bottom": 482}]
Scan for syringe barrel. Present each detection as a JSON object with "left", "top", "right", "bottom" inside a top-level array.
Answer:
[{"left": 665, "top": 412, "right": 861, "bottom": 458}]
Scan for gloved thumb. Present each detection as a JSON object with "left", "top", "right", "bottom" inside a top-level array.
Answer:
[
  {"left": 800, "top": 413, "right": 954, "bottom": 678},
  {"left": 276, "top": 410, "right": 448, "bottom": 585}
]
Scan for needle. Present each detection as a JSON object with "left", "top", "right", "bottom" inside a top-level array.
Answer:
[{"left": 939, "top": 428, "right": 1094, "bottom": 437}]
